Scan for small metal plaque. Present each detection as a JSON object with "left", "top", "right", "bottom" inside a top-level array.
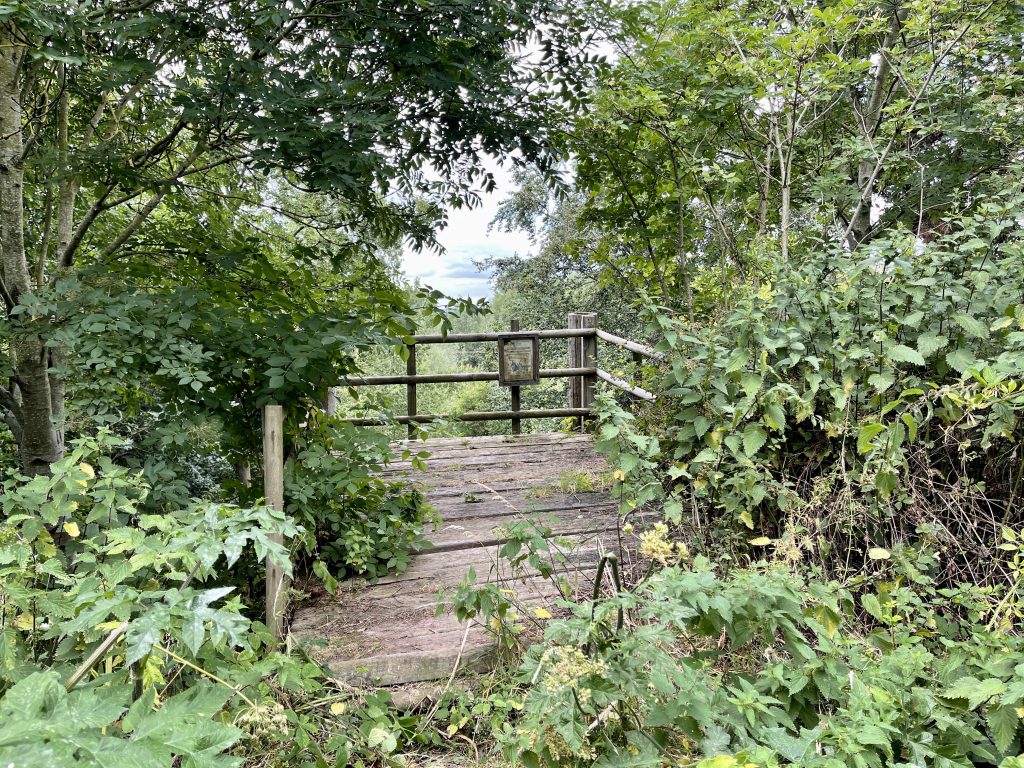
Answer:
[{"left": 497, "top": 334, "right": 540, "bottom": 386}]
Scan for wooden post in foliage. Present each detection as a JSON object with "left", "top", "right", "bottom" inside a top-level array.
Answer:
[
  {"left": 263, "top": 405, "right": 288, "bottom": 643},
  {"left": 406, "top": 343, "right": 417, "bottom": 439},
  {"left": 568, "top": 312, "right": 597, "bottom": 430},
  {"left": 510, "top": 319, "right": 521, "bottom": 435}
]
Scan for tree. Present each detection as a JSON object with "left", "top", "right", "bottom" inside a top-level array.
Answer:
[
  {"left": 568, "top": 0, "right": 1024, "bottom": 314},
  {"left": 0, "top": 0, "right": 597, "bottom": 474}
]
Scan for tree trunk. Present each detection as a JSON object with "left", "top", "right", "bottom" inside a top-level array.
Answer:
[{"left": 0, "top": 27, "right": 61, "bottom": 475}]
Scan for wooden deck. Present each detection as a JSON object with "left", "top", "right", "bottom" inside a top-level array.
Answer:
[{"left": 291, "top": 431, "right": 626, "bottom": 688}]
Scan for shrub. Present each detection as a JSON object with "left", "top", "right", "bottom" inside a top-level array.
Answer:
[
  {"left": 502, "top": 549, "right": 1024, "bottom": 768},
  {"left": 601, "top": 187, "right": 1024, "bottom": 582},
  {"left": 0, "top": 432, "right": 299, "bottom": 765},
  {"left": 284, "top": 418, "right": 432, "bottom": 579}
]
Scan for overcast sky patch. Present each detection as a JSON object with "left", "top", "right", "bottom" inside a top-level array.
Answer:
[{"left": 401, "top": 163, "right": 534, "bottom": 299}]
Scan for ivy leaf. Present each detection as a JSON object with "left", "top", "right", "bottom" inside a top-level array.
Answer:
[{"left": 888, "top": 344, "right": 926, "bottom": 366}]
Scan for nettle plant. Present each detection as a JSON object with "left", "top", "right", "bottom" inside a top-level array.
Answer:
[
  {"left": 284, "top": 418, "right": 433, "bottom": 580},
  {"left": 0, "top": 432, "right": 299, "bottom": 765},
  {"left": 504, "top": 552, "right": 1024, "bottom": 768},
  {"left": 624, "top": 188, "right": 1024, "bottom": 544}
]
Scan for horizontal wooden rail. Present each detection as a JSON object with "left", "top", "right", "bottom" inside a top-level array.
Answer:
[
  {"left": 595, "top": 329, "right": 664, "bottom": 360},
  {"left": 333, "top": 317, "right": 661, "bottom": 432},
  {"left": 596, "top": 369, "right": 656, "bottom": 401},
  {"left": 409, "top": 328, "right": 596, "bottom": 344},
  {"left": 345, "top": 367, "right": 596, "bottom": 387},
  {"left": 344, "top": 407, "right": 591, "bottom": 426}
]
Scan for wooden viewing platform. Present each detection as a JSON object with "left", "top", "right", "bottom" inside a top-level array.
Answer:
[{"left": 291, "top": 431, "right": 625, "bottom": 689}]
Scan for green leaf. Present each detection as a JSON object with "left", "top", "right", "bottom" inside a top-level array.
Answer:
[
  {"left": 868, "top": 371, "right": 895, "bottom": 393},
  {"left": 742, "top": 424, "right": 767, "bottom": 457},
  {"left": 367, "top": 726, "right": 398, "bottom": 754},
  {"left": 946, "top": 348, "right": 978, "bottom": 373},
  {"left": 945, "top": 676, "right": 1008, "bottom": 710},
  {"left": 725, "top": 348, "right": 749, "bottom": 374},
  {"left": 917, "top": 333, "right": 948, "bottom": 358},
  {"left": 954, "top": 313, "right": 989, "bottom": 339},
  {"left": 888, "top": 344, "right": 925, "bottom": 366},
  {"left": 987, "top": 704, "right": 1018, "bottom": 754},
  {"left": 861, "top": 593, "right": 885, "bottom": 622},
  {"left": 857, "top": 423, "right": 885, "bottom": 454}
]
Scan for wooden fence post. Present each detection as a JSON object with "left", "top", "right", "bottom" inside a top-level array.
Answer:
[
  {"left": 263, "top": 405, "right": 288, "bottom": 643},
  {"left": 568, "top": 312, "right": 597, "bottom": 430},
  {"left": 509, "top": 319, "right": 521, "bottom": 435},
  {"left": 406, "top": 343, "right": 417, "bottom": 439}
]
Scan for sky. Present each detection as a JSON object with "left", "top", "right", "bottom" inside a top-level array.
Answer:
[{"left": 400, "top": 163, "right": 534, "bottom": 300}]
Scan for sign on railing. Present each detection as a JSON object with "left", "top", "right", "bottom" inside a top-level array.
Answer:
[{"left": 497, "top": 333, "right": 540, "bottom": 386}]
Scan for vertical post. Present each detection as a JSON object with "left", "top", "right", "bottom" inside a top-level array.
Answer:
[
  {"left": 262, "top": 405, "right": 287, "bottom": 643},
  {"left": 509, "top": 319, "right": 521, "bottom": 435},
  {"left": 580, "top": 313, "right": 597, "bottom": 426},
  {"left": 406, "top": 343, "right": 417, "bottom": 439},
  {"left": 568, "top": 313, "right": 582, "bottom": 426},
  {"left": 323, "top": 387, "right": 337, "bottom": 417},
  {"left": 569, "top": 312, "right": 599, "bottom": 430}
]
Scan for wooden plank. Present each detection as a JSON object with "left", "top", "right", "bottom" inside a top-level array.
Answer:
[
  {"left": 375, "top": 532, "right": 618, "bottom": 585},
  {"left": 395, "top": 431, "right": 584, "bottom": 450},
  {"left": 430, "top": 496, "right": 617, "bottom": 522},
  {"left": 382, "top": 442, "right": 603, "bottom": 473},
  {"left": 426, "top": 508, "right": 627, "bottom": 551},
  {"left": 345, "top": 407, "right": 590, "bottom": 427},
  {"left": 344, "top": 367, "right": 594, "bottom": 387},
  {"left": 405, "top": 343, "right": 416, "bottom": 439},
  {"left": 410, "top": 328, "right": 596, "bottom": 344}
]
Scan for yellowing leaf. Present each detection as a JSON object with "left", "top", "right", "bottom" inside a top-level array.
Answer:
[
  {"left": 532, "top": 607, "right": 552, "bottom": 620},
  {"left": 612, "top": 469, "right": 625, "bottom": 481},
  {"left": 749, "top": 536, "right": 772, "bottom": 546},
  {"left": 14, "top": 614, "right": 35, "bottom": 631},
  {"left": 330, "top": 702, "right": 346, "bottom": 715},
  {"left": 868, "top": 547, "right": 890, "bottom": 560},
  {"left": 738, "top": 510, "right": 754, "bottom": 529},
  {"left": 63, "top": 521, "right": 80, "bottom": 538}
]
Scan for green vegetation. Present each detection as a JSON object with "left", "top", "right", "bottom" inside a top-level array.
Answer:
[{"left": 3, "top": 0, "right": 1024, "bottom": 765}]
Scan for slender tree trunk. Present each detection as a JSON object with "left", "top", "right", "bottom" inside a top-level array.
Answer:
[
  {"left": 848, "top": 11, "right": 901, "bottom": 249},
  {"left": 0, "top": 27, "right": 60, "bottom": 475}
]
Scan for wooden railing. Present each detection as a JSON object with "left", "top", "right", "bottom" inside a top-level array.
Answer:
[{"left": 341, "top": 312, "right": 660, "bottom": 436}]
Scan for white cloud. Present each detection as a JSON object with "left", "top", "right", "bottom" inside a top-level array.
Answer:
[{"left": 401, "top": 161, "right": 534, "bottom": 299}]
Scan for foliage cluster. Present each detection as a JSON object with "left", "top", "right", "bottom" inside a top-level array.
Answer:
[
  {"left": 502, "top": 548, "right": 1024, "bottom": 768},
  {"left": 594, "top": 184, "right": 1024, "bottom": 583},
  {"left": 0, "top": 433, "right": 297, "bottom": 765}
]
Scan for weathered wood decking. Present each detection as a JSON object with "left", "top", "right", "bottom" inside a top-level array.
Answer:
[{"left": 291, "top": 431, "right": 625, "bottom": 688}]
